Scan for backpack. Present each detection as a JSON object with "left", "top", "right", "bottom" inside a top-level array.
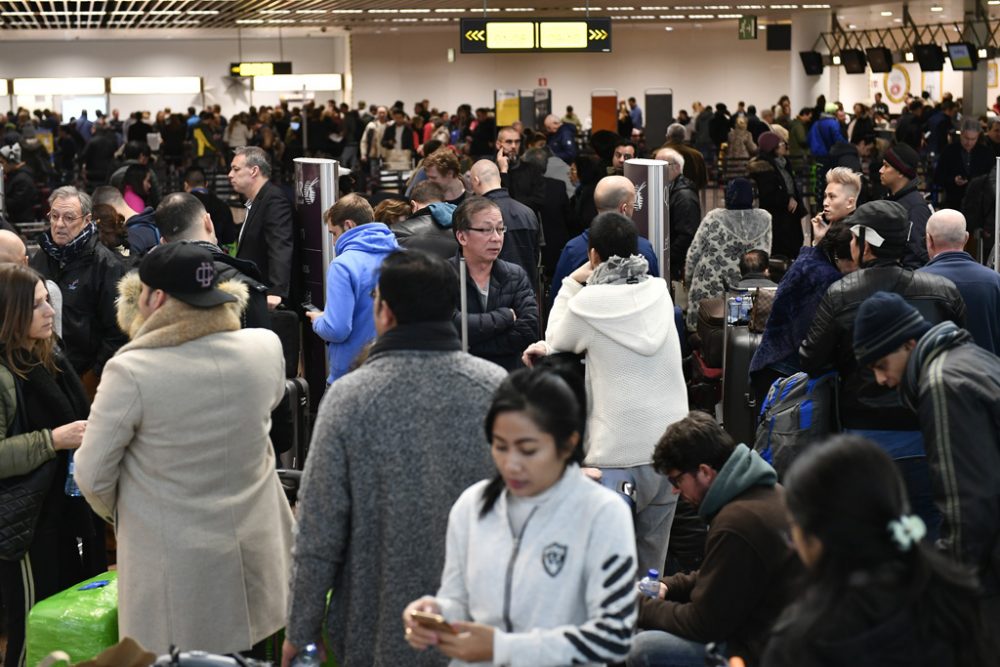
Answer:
[{"left": 753, "top": 371, "right": 840, "bottom": 478}]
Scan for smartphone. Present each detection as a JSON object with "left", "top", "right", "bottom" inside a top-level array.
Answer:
[
  {"left": 301, "top": 302, "right": 320, "bottom": 313},
  {"left": 410, "top": 611, "right": 457, "bottom": 635}
]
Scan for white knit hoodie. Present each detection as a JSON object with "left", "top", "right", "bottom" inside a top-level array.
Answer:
[
  {"left": 544, "top": 275, "right": 689, "bottom": 467},
  {"left": 434, "top": 465, "right": 638, "bottom": 666}
]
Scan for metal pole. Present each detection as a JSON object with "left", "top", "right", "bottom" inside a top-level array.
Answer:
[
  {"left": 459, "top": 256, "right": 469, "bottom": 353},
  {"left": 994, "top": 157, "right": 999, "bottom": 272}
]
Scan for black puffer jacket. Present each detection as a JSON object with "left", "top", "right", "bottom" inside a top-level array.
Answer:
[
  {"left": 449, "top": 255, "right": 539, "bottom": 371},
  {"left": 669, "top": 175, "right": 702, "bottom": 281},
  {"left": 799, "top": 261, "right": 965, "bottom": 431},
  {"left": 30, "top": 233, "right": 128, "bottom": 377},
  {"left": 190, "top": 240, "right": 270, "bottom": 330}
]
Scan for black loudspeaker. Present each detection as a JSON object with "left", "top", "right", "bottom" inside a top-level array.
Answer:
[
  {"left": 766, "top": 25, "right": 791, "bottom": 51},
  {"left": 841, "top": 49, "right": 867, "bottom": 74},
  {"left": 866, "top": 47, "right": 893, "bottom": 73},
  {"left": 800, "top": 51, "right": 824, "bottom": 75},
  {"left": 914, "top": 43, "right": 945, "bottom": 71}
]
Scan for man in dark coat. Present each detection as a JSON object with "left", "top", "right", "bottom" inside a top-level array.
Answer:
[
  {"left": 183, "top": 167, "right": 238, "bottom": 251},
  {"left": 29, "top": 186, "right": 127, "bottom": 385},
  {"left": 393, "top": 180, "right": 458, "bottom": 260},
  {"left": 880, "top": 143, "right": 933, "bottom": 267},
  {"left": 655, "top": 147, "right": 703, "bottom": 282},
  {"left": 229, "top": 146, "right": 294, "bottom": 310},
  {"left": 854, "top": 291, "right": 1000, "bottom": 654},
  {"left": 934, "top": 119, "right": 993, "bottom": 208},
  {"left": 449, "top": 196, "right": 538, "bottom": 370}
]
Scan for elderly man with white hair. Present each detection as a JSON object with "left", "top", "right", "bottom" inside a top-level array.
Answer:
[
  {"left": 654, "top": 146, "right": 702, "bottom": 282},
  {"left": 918, "top": 208, "right": 1000, "bottom": 355}
]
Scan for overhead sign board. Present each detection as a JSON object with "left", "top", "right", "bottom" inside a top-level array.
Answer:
[
  {"left": 229, "top": 62, "right": 293, "bottom": 77},
  {"left": 460, "top": 18, "right": 611, "bottom": 53}
]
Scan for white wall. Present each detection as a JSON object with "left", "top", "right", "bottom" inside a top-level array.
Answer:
[
  {"left": 0, "top": 36, "right": 346, "bottom": 118},
  {"left": 351, "top": 25, "right": 797, "bottom": 121}
]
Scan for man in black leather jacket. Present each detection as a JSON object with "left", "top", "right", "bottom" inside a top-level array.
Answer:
[{"left": 799, "top": 199, "right": 965, "bottom": 535}]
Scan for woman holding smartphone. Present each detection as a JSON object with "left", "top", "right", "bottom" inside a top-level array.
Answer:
[{"left": 403, "top": 367, "right": 638, "bottom": 666}]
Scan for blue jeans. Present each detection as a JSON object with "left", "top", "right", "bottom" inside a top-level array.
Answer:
[
  {"left": 846, "top": 429, "right": 941, "bottom": 542},
  {"left": 627, "top": 630, "right": 714, "bottom": 667}
]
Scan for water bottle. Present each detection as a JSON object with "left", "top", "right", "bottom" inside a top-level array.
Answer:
[
  {"left": 638, "top": 568, "right": 660, "bottom": 598},
  {"left": 65, "top": 452, "right": 82, "bottom": 497},
  {"left": 740, "top": 294, "right": 753, "bottom": 322},
  {"left": 726, "top": 297, "right": 739, "bottom": 324},
  {"left": 290, "top": 644, "right": 320, "bottom": 666}
]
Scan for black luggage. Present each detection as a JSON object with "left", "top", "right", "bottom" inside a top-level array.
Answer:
[
  {"left": 270, "top": 377, "right": 310, "bottom": 468},
  {"left": 269, "top": 309, "right": 301, "bottom": 379},
  {"left": 696, "top": 297, "right": 726, "bottom": 369},
  {"left": 722, "top": 324, "right": 762, "bottom": 445}
]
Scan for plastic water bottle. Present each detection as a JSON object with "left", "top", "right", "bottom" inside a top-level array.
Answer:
[
  {"left": 727, "top": 297, "right": 740, "bottom": 324},
  {"left": 64, "top": 453, "right": 82, "bottom": 497},
  {"left": 291, "top": 644, "right": 320, "bottom": 666},
  {"left": 740, "top": 295, "right": 753, "bottom": 322},
  {"left": 638, "top": 568, "right": 660, "bottom": 598}
]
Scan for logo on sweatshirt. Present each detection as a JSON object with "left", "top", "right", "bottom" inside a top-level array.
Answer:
[{"left": 542, "top": 543, "right": 568, "bottom": 577}]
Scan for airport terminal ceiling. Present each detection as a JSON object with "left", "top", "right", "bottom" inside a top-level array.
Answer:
[{"left": 0, "top": 0, "right": 998, "bottom": 36}]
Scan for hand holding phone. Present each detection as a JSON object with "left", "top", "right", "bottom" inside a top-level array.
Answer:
[
  {"left": 301, "top": 302, "right": 320, "bottom": 313},
  {"left": 411, "top": 611, "right": 457, "bottom": 635}
]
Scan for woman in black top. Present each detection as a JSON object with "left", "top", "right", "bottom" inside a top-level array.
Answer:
[{"left": 0, "top": 264, "right": 91, "bottom": 667}]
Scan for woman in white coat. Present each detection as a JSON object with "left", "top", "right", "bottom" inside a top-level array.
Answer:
[{"left": 403, "top": 367, "right": 638, "bottom": 666}]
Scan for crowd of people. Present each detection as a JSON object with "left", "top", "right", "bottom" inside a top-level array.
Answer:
[{"left": 0, "top": 88, "right": 999, "bottom": 667}]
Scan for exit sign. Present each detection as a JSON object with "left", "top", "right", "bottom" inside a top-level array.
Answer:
[{"left": 738, "top": 16, "right": 758, "bottom": 40}]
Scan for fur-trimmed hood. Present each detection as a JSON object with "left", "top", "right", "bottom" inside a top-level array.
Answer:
[{"left": 115, "top": 271, "right": 249, "bottom": 353}]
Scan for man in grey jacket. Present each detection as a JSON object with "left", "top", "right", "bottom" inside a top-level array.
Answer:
[{"left": 284, "top": 250, "right": 507, "bottom": 666}]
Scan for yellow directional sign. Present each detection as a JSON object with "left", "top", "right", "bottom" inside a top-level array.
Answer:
[{"left": 460, "top": 17, "right": 612, "bottom": 53}]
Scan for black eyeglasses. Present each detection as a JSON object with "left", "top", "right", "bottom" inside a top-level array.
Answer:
[{"left": 666, "top": 471, "right": 692, "bottom": 489}]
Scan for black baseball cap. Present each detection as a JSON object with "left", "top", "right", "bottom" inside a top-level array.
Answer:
[{"left": 138, "top": 242, "right": 237, "bottom": 308}]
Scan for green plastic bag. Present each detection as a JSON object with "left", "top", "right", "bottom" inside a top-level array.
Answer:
[{"left": 26, "top": 571, "right": 119, "bottom": 667}]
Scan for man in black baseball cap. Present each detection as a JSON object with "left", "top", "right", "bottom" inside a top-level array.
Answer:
[
  {"left": 800, "top": 198, "right": 966, "bottom": 537},
  {"left": 880, "top": 142, "right": 932, "bottom": 267},
  {"left": 138, "top": 241, "right": 237, "bottom": 316}
]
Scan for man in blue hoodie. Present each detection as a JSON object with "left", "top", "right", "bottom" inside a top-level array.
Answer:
[{"left": 307, "top": 193, "right": 400, "bottom": 384}]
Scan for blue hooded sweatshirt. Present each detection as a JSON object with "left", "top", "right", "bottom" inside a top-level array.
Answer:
[{"left": 313, "top": 222, "right": 400, "bottom": 384}]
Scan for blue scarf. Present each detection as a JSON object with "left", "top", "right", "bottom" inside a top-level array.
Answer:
[{"left": 40, "top": 222, "right": 97, "bottom": 266}]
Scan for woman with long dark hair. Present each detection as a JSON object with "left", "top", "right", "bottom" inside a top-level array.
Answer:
[
  {"left": 119, "top": 162, "right": 151, "bottom": 213},
  {"left": 762, "top": 436, "right": 984, "bottom": 667},
  {"left": 0, "top": 264, "right": 90, "bottom": 667},
  {"left": 403, "top": 367, "right": 638, "bottom": 666}
]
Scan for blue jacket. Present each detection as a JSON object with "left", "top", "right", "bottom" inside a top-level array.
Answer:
[
  {"left": 547, "top": 123, "right": 578, "bottom": 164},
  {"left": 313, "top": 223, "right": 399, "bottom": 384},
  {"left": 126, "top": 207, "right": 160, "bottom": 259},
  {"left": 549, "top": 230, "right": 660, "bottom": 307},
  {"left": 807, "top": 115, "right": 845, "bottom": 157},
  {"left": 919, "top": 251, "right": 1000, "bottom": 355}
]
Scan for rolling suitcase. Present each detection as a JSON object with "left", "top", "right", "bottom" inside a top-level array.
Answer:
[
  {"left": 26, "top": 572, "right": 118, "bottom": 667},
  {"left": 721, "top": 288, "right": 768, "bottom": 446},
  {"left": 271, "top": 377, "right": 310, "bottom": 468}
]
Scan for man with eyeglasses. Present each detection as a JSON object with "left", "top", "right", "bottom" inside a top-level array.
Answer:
[
  {"left": 469, "top": 160, "right": 541, "bottom": 288},
  {"left": 628, "top": 411, "right": 798, "bottom": 667},
  {"left": 450, "top": 196, "right": 538, "bottom": 371},
  {"left": 30, "top": 186, "right": 127, "bottom": 394}
]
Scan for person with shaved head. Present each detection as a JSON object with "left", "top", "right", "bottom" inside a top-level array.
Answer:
[
  {"left": 918, "top": 208, "right": 1000, "bottom": 355},
  {"left": 469, "top": 159, "right": 541, "bottom": 287},
  {"left": 548, "top": 175, "right": 661, "bottom": 306}
]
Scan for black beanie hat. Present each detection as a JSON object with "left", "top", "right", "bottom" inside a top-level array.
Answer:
[
  {"left": 849, "top": 200, "right": 909, "bottom": 258},
  {"left": 884, "top": 143, "right": 919, "bottom": 179},
  {"left": 853, "top": 291, "right": 932, "bottom": 365}
]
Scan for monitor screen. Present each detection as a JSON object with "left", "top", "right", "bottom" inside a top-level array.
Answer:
[
  {"left": 866, "top": 47, "right": 893, "bottom": 73},
  {"left": 947, "top": 42, "right": 977, "bottom": 70},
  {"left": 800, "top": 51, "right": 824, "bottom": 75},
  {"left": 767, "top": 25, "right": 791, "bottom": 51},
  {"left": 914, "top": 43, "right": 945, "bottom": 71},
  {"left": 841, "top": 49, "right": 867, "bottom": 74}
]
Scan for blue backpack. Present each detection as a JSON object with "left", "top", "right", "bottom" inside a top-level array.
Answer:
[{"left": 753, "top": 371, "right": 840, "bottom": 479}]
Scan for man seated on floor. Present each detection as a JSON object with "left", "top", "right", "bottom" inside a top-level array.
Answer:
[{"left": 628, "top": 411, "right": 800, "bottom": 667}]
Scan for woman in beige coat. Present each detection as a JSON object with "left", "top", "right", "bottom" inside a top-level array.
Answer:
[{"left": 75, "top": 269, "right": 294, "bottom": 655}]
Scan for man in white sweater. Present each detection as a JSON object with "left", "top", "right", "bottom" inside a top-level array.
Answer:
[{"left": 524, "top": 212, "right": 689, "bottom": 574}]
